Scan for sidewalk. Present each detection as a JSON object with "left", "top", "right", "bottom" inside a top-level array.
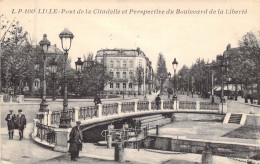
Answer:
[{"left": 1, "top": 133, "right": 245, "bottom": 164}]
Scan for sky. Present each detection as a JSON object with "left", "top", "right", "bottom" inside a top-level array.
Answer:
[{"left": 1, "top": 0, "right": 260, "bottom": 73}]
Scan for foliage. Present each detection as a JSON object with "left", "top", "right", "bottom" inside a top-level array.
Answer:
[
  {"left": 1, "top": 17, "right": 34, "bottom": 94},
  {"left": 156, "top": 53, "right": 168, "bottom": 87}
]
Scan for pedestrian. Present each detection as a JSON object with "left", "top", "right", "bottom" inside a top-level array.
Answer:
[
  {"left": 15, "top": 109, "right": 26, "bottom": 140},
  {"left": 155, "top": 94, "right": 161, "bottom": 110},
  {"left": 94, "top": 95, "right": 102, "bottom": 106},
  {"left": 68, "top": 121, "right": 83, "bottom": 161},
  {"left": 5, "top": 110, "right": 16, "bottom": 139}
]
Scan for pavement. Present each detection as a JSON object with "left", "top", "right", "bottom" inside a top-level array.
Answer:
[{"left": 1, "top": 132, "right": 246, "bottom": 164}]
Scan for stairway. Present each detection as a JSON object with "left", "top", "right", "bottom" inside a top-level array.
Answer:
[
  {"left": 228, "top": 113, "right": 242, "bottom": 124},
  {"left": 133, "top": 114, "right": 171, "bottom": 130}
]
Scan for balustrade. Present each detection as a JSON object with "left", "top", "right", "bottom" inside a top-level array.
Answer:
[
  {"left": 51, "top": 111, "right": 61, "bottom": 124},
  {"left": 179, "top": 101, "right": 196, "bottom": 109},
  {"left": 79, "top": 106, "right": 98, "bottom": 120},
  {"left": 200, "top": 102, "right": 219, "bottom": 110},
  {"left": 121, "top": 102, "right": 135, "bottom": 113},
  {"left": 36, "top": 122, "right": 55, "bottom": 144},
  {"left": 151, "top": 101, "right": 161, "bottom": 110},
  {"left": 68, "top": 108, "right": 75, "bottom": 122},
  {"left": 102, "top": 103, "right": 118, "bottom": 116},
  {"left": 163, "top": 101, "right": 174, "bottom": 109},
  {"left": 137, "top": 101, "right": 149, "bottom": 111}
]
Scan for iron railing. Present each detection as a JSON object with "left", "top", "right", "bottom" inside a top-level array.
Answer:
[
  {"left": 121, "top": 102, "right": 135, "bottom": 113},
  {"left": 179, "top": 101, "right": 196, "bottom": 109},
  {"left": 68, "top": 108, "right": 75, "bottom": 122},
  {"left": 151, "top": 101, "right": 160, "bottom": 110},
  {"left": 137, "top": 101, "right": 149, "bottom": 111},
  {"left": 102, "top": 103, "right": 118, "bottom": 116},
  {"left": 51, "top": 111, "right": 61, "bottom": 124},
  {"left": 36, "top": 122, "right": 55, "bottom": 144},
  {"left": 3, "top": 95, "right": 19, "bottom": 103},
  {"left": 79, "top": 106, "right": 98, "bottom": 120},
  {"left": 163, "top": 101, "right": 174, "bottom": 109},
  {"left": 200, "top": 102, "right": 219, "bottom": 110}
]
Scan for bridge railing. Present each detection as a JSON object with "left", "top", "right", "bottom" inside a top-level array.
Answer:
[
  {"left": 102, "top": 103, "right": 118, "bottom": 116},
  {"left": 200, "top": 102, "right": 219, "bottom": 110},
  {"left": 79, "top": 106, "right": 98, "bottom": 120},
  {"left": 137, "top": 101, "right": 149, "bottom": 111},
  {"left": 163, "top": 101, "right": 174, "bottom": 110},
  {"left": 179, "top": 101, "right": 196, "bottom": 109},
  {"left": 35, "top": 122, "right": 56, "bottom": 145},
  {"left": 121, "top": 102, "right": 135, "bottom": 113},
  {"left": 51, "top": 111, "right": 61, "bottom": 124}
]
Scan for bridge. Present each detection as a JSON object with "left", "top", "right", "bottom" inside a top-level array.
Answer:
[{"left": 31, "top": 98, "right": 227, "bottom": 152}]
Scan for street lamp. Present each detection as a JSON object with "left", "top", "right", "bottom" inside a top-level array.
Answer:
[
  {"left": 205, "top": 64, "right": 215, "bottom": 103},
  {"left": 59, "top": 28, "right": 74, "bottom": 128},
  {"left": 159, "top": 74, "right": 164, "bottom": 95},
  {"left": 75, "top": 57, "right": 83, "bottom": 74},
  {"left": 49, "top": 58, "right": 57, "bottom": 101},
  {"left": 217, "top": 55, "right": 226, "bottom": 103},
  {"left": 172, "top": 58, "right": 178, "bottom": 94},
  {"left": 39, "top": 34, "right": 50, "bottom": 112},
  {"left": 75, "top": 57, "right": 83, "bottom": 97}
]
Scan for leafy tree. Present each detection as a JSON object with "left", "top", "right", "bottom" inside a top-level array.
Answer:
[
  {"left": 156, "top": 53, "right": 168, "bottom": 92},
  {"left": 1, "top": 17, "right": 35, "bottom": 95},
  {"left": 238, "top": 32, "right": 260, "bottom": 104}
]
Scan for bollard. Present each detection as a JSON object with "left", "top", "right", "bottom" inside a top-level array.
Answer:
[
  {"left": 107, "top": 135, "right": 112, "bottom": 149},
  {"left": 114, "top": 142, "right": 124, "bottom": 162},
  {"left": 202, "top": 149, "right": 213, "bottom": 164},
  {"left": 156, "top": 125, "right": 159, "bottom": 135}
]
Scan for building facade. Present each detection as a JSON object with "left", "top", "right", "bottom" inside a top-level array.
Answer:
[{"left": 95, "top": 48, "right": 154, "bottom": 95}]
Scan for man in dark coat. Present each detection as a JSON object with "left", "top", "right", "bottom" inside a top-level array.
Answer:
[
  {"left": 68, "top": 121, "right": 83, "bottom": 161},
  {"left": 5, "top": 110, "right": 16, "bottom": 139},
  {"left": 94, "top": 95, "right": 102, "bottom": 106},
  {"left": 155, "top": 95, "right": 161, "bottom": 110},
  {"left": 16, "top": 109, "right": 26, "bottom": 140}
]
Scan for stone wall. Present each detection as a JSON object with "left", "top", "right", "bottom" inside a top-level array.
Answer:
[
  {"left": 245, "top": 115, "right": 260, "bottom": 127},
  {"left": 142, "top": 136, "right": 260, "bottom": 159},
  {"left": 172, "top": 113, "right": 225, "bottom": 122}
]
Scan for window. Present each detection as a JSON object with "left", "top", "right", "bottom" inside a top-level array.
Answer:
[
  {"left": 123, "top": 72, "right": 126, "bottom": 78},
  {"left": 129, "top": 71, "right": 133, "bottom": 78},
  {"left": 129, "top": 83, "right": 132, "bottom": 88},
  {"left": 110, "top": 83, "right": 113, "bottom": 88},
  {"left": 123, "top": 83, "right": 126, "bottom": 88},
  {"left": 110, "top": 61, "right": 114, "bottom": 68},
  {"left": 116, "top": 72, "right": 120, "bottom": 78},
  {"left": 129, "top": 60, "right": 133, "bottom": 67},
  {"left": 116, "top": 83, "right": 120, "bottom": 88},
  {"left": 116, "top": 60, "right": 120, "bottom": 67},
  {"left": 139, "top": 59, "right": 142, "bottom": 67},
  {"left": 110, "top": 72, "right": 114, "bottom": 78},
  {"left": 123, "top": 60, "right": 127, "bottom": 68}
]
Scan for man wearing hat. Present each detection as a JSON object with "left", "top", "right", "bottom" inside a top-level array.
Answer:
[
  {"left": 16, "top": 109, "right": 26, "bottom": 140},
  {"left": 68, "top": 121, "right": 83, "bottom": 161},
  {"left": 5, "top": 110, "right": 16, "bottom": 139},
  {"left": 155, "top": 94, "right": 161, "bottom": 110}
]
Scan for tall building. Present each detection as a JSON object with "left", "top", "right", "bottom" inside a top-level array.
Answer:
[{"left": 95, "top": 48, "right": 154, "bottom": 95}]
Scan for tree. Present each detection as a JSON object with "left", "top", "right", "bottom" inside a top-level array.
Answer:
[
  {"left": 238, "top": 32, "right": 260, "bottom": 104},
  {"left": 156, "top": 53, "right": 168, "bottom": 93},
  {"left": 1, "top": 17, "right": 35, "bottom": 95}
]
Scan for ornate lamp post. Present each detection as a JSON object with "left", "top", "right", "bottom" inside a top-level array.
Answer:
[
  {"left": 159, "top": 74, "right": 164, "bottom": 95},
  {"left": 49, "top": 58, "right": 57, "bottom": 101},
  {"left": 172, "top": 58, "right": 178, "bottom": 94},
  {"left": 75, "top": 57, "right": 83, "bottom": 74},
  {"left": 39, "top": 34, "right": 50, "bottom": 112},
  {"left": 59, "top": 28, "right": 74, "bottom": 128},
  {"left": 217, "top": 54, "right": 226, "bottom": 103},
  {"left": 75, "top": 57, "right": 83, "bottom": 97}
]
